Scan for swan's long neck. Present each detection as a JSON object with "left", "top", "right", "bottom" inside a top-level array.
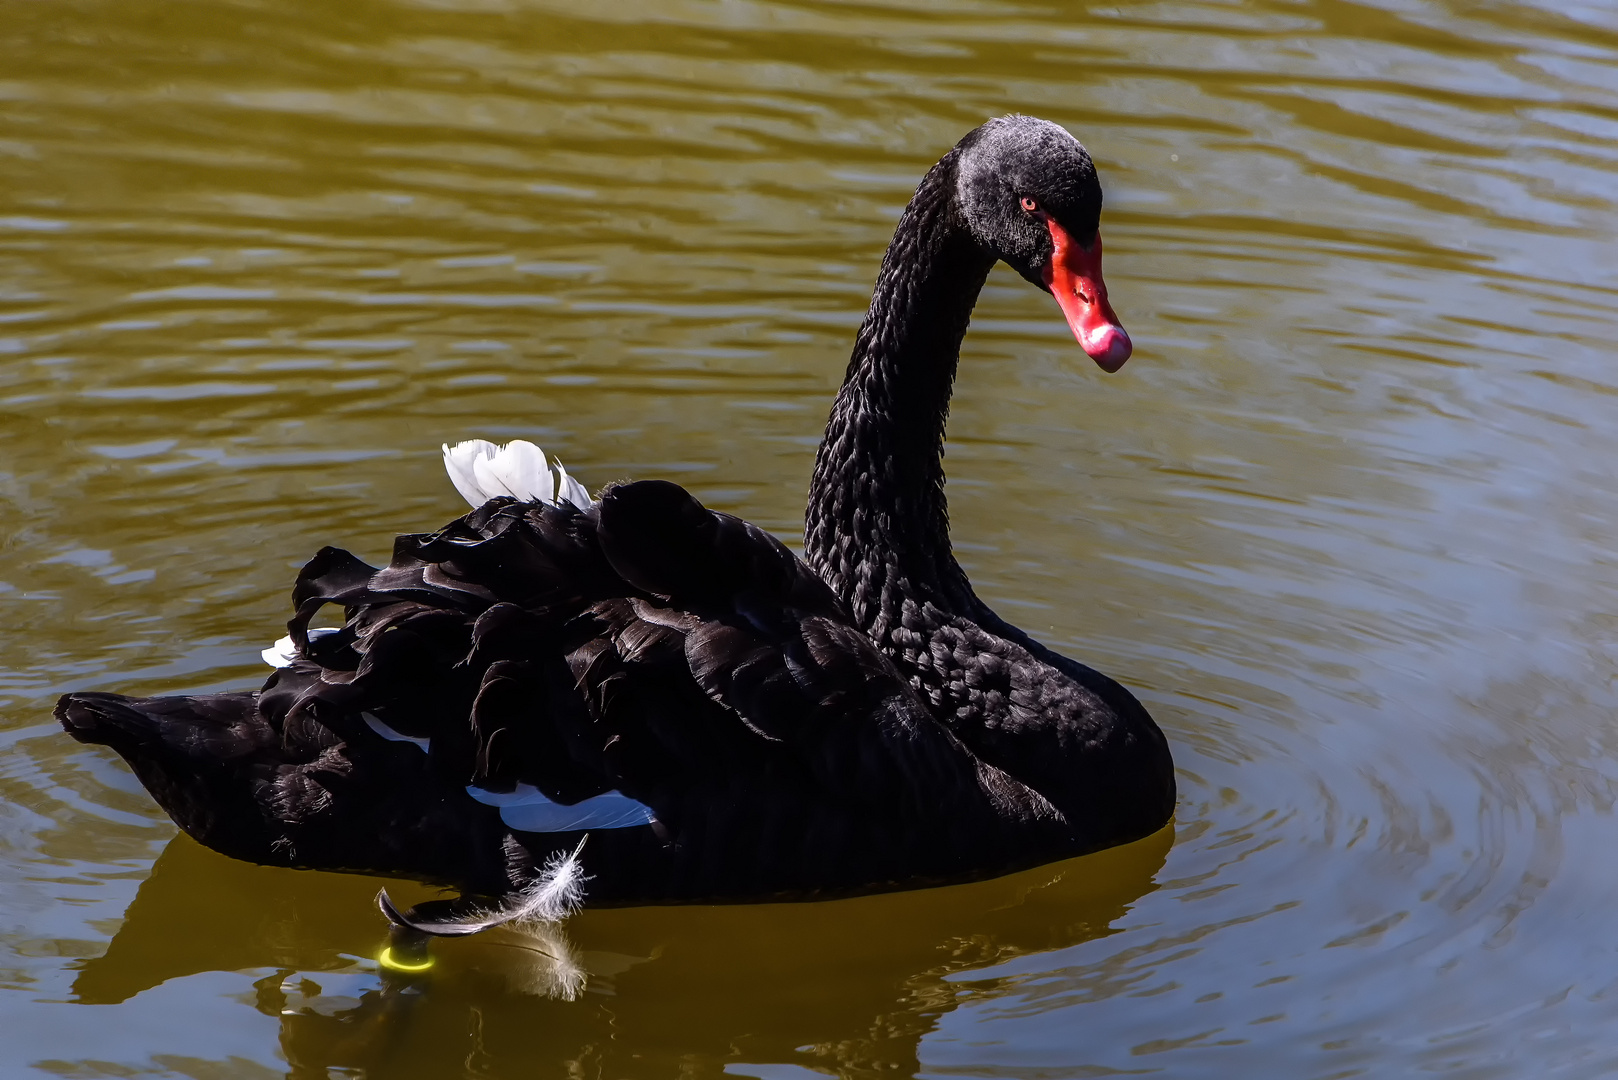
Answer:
[{"left": 805, "top": 152, "right": 997, "bottom": 634}]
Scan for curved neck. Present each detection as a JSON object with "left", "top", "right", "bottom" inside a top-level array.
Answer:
[{"left": 805, "top": 151, "right": 997, "bottom": 631}]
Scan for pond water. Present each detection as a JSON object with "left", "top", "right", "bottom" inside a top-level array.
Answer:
[{"left": 3, "top": 0, "right": 1617, "bottom": 1076}]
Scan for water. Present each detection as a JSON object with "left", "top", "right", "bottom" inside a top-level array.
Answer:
[{"left": 3, "top": 0, "right": 1617, "bottom": 1075}]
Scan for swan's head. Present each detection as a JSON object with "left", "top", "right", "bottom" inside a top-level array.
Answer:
[{"left": 955, "top": 115, "right": 1131, "bottom": 372}]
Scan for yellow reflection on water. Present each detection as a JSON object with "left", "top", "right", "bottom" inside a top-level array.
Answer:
[{"left": 76, "top": 828, "right": 1170, "bottom": 1077}]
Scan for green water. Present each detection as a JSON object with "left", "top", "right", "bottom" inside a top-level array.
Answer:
[{"left": 3, "top": 0, "right": 1618, "bottom": 1076}]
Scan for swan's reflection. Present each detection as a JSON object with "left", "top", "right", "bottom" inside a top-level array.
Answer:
[{"left": 74, "top": 827, "right": 1170, "bottom": 1078}]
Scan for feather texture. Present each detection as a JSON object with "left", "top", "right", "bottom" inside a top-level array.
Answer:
[
  {"left": 510, "top": 837, "right": 589, "bottom": 925},
  {"left": 61, "top": 485, "right": 1076, "bottom": 905}
]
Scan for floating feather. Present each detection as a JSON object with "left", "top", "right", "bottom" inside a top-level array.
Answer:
[
  {"left": 377, "top": 837, "right": 589, "bottom": 938},
  {"left": 508, "top": 836, "right": 589, "bottom": 925}
]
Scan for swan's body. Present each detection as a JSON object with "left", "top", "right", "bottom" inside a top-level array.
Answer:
[{"left": 58, "top": 117, "right": 1175, "bottom": 920}]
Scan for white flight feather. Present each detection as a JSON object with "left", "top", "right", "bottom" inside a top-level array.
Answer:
[
  {"left": 470, "top": 448, "right": 518, "bottom": 500},
  {"left": 554, "top": 461, "right": 591, "bottom": 511},
  {"left": 503, "top": 439, "right": 554, "bottom": 504},
  {"left": 442, "top": 439, "right": 594, "bottom": 509},
  {"left": 262, "top": 636, "right": 296, "bottom": 669},
  {"left": 471, "top": 439, "right": 552, "bottom": 503},
  {"left": 442, "top": 438, "right": 497, "bottom": 506},
  {"left": 261, "top": 627, "right": 339, "bottom": 669}
]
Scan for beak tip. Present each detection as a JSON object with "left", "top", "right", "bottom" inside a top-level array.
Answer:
[{"left": 1084, "top": 325, "right": 1132, "bottom": 372}]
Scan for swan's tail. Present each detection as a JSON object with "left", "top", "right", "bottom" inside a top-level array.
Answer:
[
  {"left": 57, "top": 690, "right": 267, "bottom": 756},
  {"left": 56, "top": 691, "right": 281, "bottom": 862}
]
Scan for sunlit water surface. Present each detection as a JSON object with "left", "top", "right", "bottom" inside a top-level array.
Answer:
[{"left": 3, "top": 0, "right": 1617, "bottom": 1076}]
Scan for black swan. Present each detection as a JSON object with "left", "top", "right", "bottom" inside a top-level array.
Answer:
[{"left": 57, "top": 116, "right": 1175, "bottom": 937}]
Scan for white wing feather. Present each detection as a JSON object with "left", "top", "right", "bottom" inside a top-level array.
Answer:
[
  {"left": 469, "top": 450, "right": 517, "bottom": 501},
  {"left": 554, "top": 461, "right": 592, "bottom": 510},
  {"left": 492, "top": 440, "right": 554, "bottom": 504},
  {"left": 261, "top": 627, "right": 340, "bottom": 669},
  {"left": 443, "top": 438, "right": 594, "bottom": 510},
  {"left": 443, "top": 440, "right": 499, "bottom": 506}
]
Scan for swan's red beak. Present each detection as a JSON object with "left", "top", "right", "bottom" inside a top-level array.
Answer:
[{"left": 1042, "top": 221, "right": 1131, "bottom": 372}]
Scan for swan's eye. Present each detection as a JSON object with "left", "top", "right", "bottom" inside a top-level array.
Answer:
[{"left": 1020, "top": 196, "right": 1039, "bottom": 213}]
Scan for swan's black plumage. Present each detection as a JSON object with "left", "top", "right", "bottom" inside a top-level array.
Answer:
[
  {"left": 62, "top": 485, "right": 1068, "bottom": 902},
  {"left": 58, "top": 116, "right": 1175, "bottom": 912},
  {"left": 807, "top": 119, "right": 1175, "bottom": 842}
]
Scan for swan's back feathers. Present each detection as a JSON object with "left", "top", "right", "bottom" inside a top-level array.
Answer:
[
  {"left": 596, "top": 480, "right": 840, "bottom": 616},
  {"left": 62, "top": 479, "right": 1074, "bottom": 903}
]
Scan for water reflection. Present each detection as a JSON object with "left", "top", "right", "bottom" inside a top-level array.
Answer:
[{"left": 73, "top": 830, "right": 1169, "bottom": 1077}]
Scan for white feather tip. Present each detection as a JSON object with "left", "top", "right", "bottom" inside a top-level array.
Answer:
[{"left": 442, "top": 439, "right": 595, "bottom": 510}]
